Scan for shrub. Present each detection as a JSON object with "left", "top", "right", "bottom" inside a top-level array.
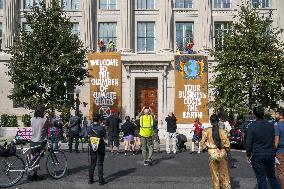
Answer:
[
  {"left": 0, "top": 114, "right": 19, "bottom": 127},
  {"left": 22, "top": 114, "right": 31, "bottom": 127}
]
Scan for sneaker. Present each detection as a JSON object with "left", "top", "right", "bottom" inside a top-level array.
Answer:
[
  {"left": 75, "top": 150, "right": 80, "bottom": 153},
  {"left": 148, "top": 159, "right": 153, "bottom": 165},
  {"left": 88, "top": 180, "right": 94, "bottom": 185},
  {"left": 144, "top": 161, "right": 149, "bottom": 166},
  {"left": 124, "top": 153, "right": 127, "bottom": 156}
]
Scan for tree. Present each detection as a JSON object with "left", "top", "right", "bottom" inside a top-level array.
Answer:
[
  {"left": 211, "top": 3, "right": 284, "bottom": 115},
  {"left": 7, "top": 0, "right": 87, "bottom": 111}
]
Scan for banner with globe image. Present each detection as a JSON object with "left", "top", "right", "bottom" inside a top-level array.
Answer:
[{"left": 174, "top": 55, "right": 209, "bottom": 124}]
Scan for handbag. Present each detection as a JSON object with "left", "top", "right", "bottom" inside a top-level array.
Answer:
[{"left": 0, "top": 143, "right": 16, "bottom": 157}]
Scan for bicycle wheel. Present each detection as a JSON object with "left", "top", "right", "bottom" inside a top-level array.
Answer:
[
  {"left": 0, "top": 155, "right": 25, "bottom": 188},
  {"left": 46, "top": 151, "right": 67, "bottom": 179}
]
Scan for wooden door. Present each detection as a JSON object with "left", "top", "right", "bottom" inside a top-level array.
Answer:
[{"left": 135, "top": 79, "right": 158, "bottom": 116}]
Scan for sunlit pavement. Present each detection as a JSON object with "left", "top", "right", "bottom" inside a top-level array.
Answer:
[{"left": 7, "top": 150, "right": 260, "bottom": 189}]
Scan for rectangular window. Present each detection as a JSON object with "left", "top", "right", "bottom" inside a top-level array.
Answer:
[
  {"left": 176, "top": 22, "right": 193, "bottom": 52},
  {"left": 0, "top": 0, "right": 4, "bottom": 9},
  {"left": 24, "top": 0, "right": 43, "bottom": 9},
  {"left": 214, "top": 0, "right": 231, "bottom": 8},
  {"left": 99, "top": 0, "right": 117, "bottom": 10},
  {"left": 98, "top": 22, "right": 117, "bottom": 51},
  {"left": 214, "top": 22, "right": 232, "bottom": 50},
  {"left": 62, "top": 0, "right": 80, "bottom": 10},
  {"left": 137, "top": 22, "right": 155, "bottom": 52},
  {"left": 175, "top": 0, "right": 193, "bottom": 8},
  {"left": 71, "top": 23, "right": 80, "bottom": 35},
  {"left": 252, "top": 0, "right": 270, "bottom": 8},
  {"left": 136, "top": 0, "right": 155, "bottom": 9},
  {"left": 23, "top": 23, "right": 32, "bottom": 32}
]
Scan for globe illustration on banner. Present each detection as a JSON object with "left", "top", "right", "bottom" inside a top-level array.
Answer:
[{"left": 184, "top": 59, "right": 200, "bottom": 78}]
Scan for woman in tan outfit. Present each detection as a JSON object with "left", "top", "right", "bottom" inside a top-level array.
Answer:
[{"left": 200, "top": 114, "right": 231, "bottom": 189}]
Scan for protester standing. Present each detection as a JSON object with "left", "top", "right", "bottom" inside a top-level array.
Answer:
[
  {"left": 106, "top": 109, "right": 122, "bottom": 153},
  {"left": 246, "top": 106, "right": 280, "bottom": 189},
  {"left": 191, "top": 118, "right": 203, "bottom": 154},
  {"left": 140, "top": 107, "right": 154, "bottom": 165},
  {"left": 165, "top": 112, "right": 177, "bottom": 154},
  {"left": 275, "top": 108, "right": 284, "bottom": 188},
  {"left": 68, "top": 111, "right": 81, "bottom": 153},
  {"left": 133, "top": 118, "right": 141, "bottom": 154},
  {"left": 29, "top": 106, "right": 50, "bottom": 180},
  {"left": 121, "top": 116, "right": 135, "bottom": 156},
  {"left": 200, "top": 114, "right": 231, "bottom": 189},
  {"left": 88, "top": 114, "right": 106, "bottom": 185},
  {"left": 218, "top": 111, "right": 236, "bottom": 168}
]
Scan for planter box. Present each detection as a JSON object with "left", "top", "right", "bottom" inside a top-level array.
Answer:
[{"left": 0, "top": 127, "right": 19, "bottom": 138}]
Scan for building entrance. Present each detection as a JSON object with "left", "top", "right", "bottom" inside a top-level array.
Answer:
[{"left": 135, "top": 79, "right": 158, "bottom": 117}]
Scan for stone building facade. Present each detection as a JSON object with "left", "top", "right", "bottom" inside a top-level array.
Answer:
[{"left": 0, "top": 0, "right": 283, "bottom": 134}]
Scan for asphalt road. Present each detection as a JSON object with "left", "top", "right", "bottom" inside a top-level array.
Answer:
[{"left": 2, "top": 149, "right": 261, "bottom": 189}]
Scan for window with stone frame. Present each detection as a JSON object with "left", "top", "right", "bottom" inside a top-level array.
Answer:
[
  {"left": 175, "top": 0, "right": 193, "bottom": 8},
  {"left": 213, "top": 0, "right": 231, "bottom": 8},
  {"left": 71, "top": 22, "right": 80, "bottom": 36},
  {"left": 0, "top": 0, "right": 4, "bottom": 9},
  {"left": 137, "top": 22, "right": 155, "bottom": 53},
  {"left": 176, "top": 22, "right": 194, "bottom": 52},
  {"left": 136, "top": 0, "right": 155, "bottom": 10},
  {"left": 252, "top": 0, "right": 270, "bottom": 8},
  {"left": 23, "top": 23, "right": 32, "bottom": 32},
  {"left": 214, "top": 22, "right": 232, "bottom": 51},
  {"left": 62, "top": 0, "right": 80, "bottom": 10},
  {"left": 98, "top": 22, "right": 117, "bottom": 52},
  {"left": 24, "top": 0, "right": 43, "bottom": 9},
  {"left": 99, "top": 0, "right": 117, "bottom": 10}
]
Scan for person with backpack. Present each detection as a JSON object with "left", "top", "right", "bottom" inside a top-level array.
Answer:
[
  {"left": 88, "top": 114, "right": 106, "bottom": 185},
  {"left": 121, "top": 116, "right": 135, "bottom": 156},
  {"left": 48, "top": 119, "right": 61, "bottom": 151},
  {"left": 190, "top": 118, "right": 203, "bottom": 154}
]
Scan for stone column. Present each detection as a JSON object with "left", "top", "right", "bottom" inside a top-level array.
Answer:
[
  {"left": 82, "top": 0, "right": 95, "bottom": 50},
  {"left": 196, "top": 0, "right": 213, "bottom": 50},
  {"left": 120, "top": 0, "right": 133, "bottom": 51},
  {"left": 4, "top": 0, "right": 18, "bottom": 49},
  {"left": 159, "top": 0, "right": 173, "bottom": 52}
]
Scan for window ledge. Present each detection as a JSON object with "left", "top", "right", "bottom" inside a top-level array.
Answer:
[
  {"left": 134, "top": 9, "right": 159, "bottom": 11},
  {"left": 98, "top": 9, "right": 119, "bottom": 11},
  {"left": 137, "top": 52, "right": 156, "bottom": 54},
  {"left": 212, "top": 8, "right": 234, "bottom": 11},
  {"left": 173, "top": 8, "right": 196, "bottom": 11}
]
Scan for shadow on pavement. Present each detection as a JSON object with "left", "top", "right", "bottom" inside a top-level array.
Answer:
[
  {"left": 105, "top": 168, "right": 137, "bottom": 183},
  {"left": 152, "top": 153, "right": 176, "bottom": 166},
  {"left": 231, "top": 177, "right": 240, "bottom": 189}
]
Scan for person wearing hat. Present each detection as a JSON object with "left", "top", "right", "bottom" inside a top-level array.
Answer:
[
  {"left": 139, "top": 106, "right": 154, "bottom": 165},
  {"left": 106, "top": 108, "right": 122, "bottom": 153}
]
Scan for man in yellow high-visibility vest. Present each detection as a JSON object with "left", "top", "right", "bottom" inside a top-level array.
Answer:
[{"left": 139, "top": 107, "right": 154, "bottom": 166}]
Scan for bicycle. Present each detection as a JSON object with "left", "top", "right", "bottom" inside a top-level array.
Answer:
[{"left": 0, "top": 139, "right": 67, "bottom": 188}]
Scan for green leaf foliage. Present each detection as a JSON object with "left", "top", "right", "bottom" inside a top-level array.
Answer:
[
  {"left": 7, "top": 0, "right": 87, "bottom": 111},
  {"left": 211, "top": 3, "right": 284, "bottom": 115}
]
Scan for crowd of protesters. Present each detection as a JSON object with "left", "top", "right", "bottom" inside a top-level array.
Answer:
[{"left": 27, "top": 104, "right": 284, "bottom": 188}]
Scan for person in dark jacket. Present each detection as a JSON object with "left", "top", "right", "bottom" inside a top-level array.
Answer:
[
  {"left": 245, "top": 106, "right": 280, "bottom": 189},
  {"left": 165, "top": 112, "right": 177, "bottom": 154},
  {"left": 121, "top": 116, "right": 135, "bottom": 156},
  {"left": 133, "top": 118, "right": 141, "bottom": 154},
  {"left": 106, "top": 109, "right": 122, "bottom": 153},
  {"left": 88, "top": 113, "right": 106, "bottom": 185},
  {"left": 68, "top": 111, "right": 81, "bottom": 153}
]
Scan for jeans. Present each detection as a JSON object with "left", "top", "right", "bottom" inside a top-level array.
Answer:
[
  {"left": 166, "top": 132, "right": 177, "bottom": 154},
  {"left": 89, "top": 146, "right": 105, "bottom": 181},
  {"left": 68, "top": 131, "right": 79, "bottom": 152},
  {"left": 141, "top": 137, "right": 154, "bottom": 161},
  {"left": 251, "top": 154, "right": 280, "bottom": 189}
]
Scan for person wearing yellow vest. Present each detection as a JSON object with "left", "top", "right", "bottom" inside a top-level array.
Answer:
[{"left": 139, "top": 107, "right": 154, "bottom": 166}]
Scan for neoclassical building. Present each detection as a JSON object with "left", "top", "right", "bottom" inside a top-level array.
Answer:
[{"left": 0, "top": 0, "right": 283, "bottom": 133}]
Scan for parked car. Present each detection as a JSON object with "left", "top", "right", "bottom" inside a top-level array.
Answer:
[{"left": 229, "top": 120, "right": 255, "bottom": 149}]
